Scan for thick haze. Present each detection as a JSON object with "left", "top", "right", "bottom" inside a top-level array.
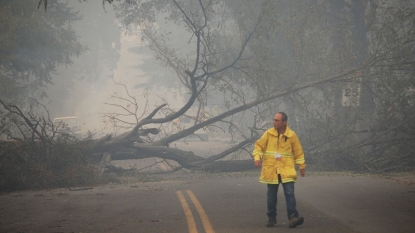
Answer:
[
  {"left": 46, "top": 1, "right": 189, "bottom": 138},
  {"left": 1, "top": 0, "right": 412, "bottom": 173}
]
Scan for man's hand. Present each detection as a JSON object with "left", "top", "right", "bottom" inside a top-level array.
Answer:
[
  {"left": 300, "top": 169, "right": 305, "bottom": 177},
  {"left": 254, "top": 160, "right": 261, "bottom": 168}
]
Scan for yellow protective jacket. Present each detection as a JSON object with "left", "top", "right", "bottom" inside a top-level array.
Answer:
[{"left": 253, "top": 126, "right": 305, "bottom": 184}]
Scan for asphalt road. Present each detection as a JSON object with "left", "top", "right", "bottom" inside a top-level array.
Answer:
[{"left": 1, "top": 174, "right": 415, "bottom": 233}]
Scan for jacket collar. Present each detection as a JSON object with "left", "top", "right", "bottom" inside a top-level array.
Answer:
[{"left": 268, "top": 125, "right": 294, "bottom": 137}]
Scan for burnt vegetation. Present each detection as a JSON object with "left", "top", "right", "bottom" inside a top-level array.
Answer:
[{"left": 0, "top": 0, "right": 414, "bottom": 191}]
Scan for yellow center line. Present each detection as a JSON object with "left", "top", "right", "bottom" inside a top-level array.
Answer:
[
  {"left": 186, "top": 190, "right": 215, "bottom": 233},
  {"left": 176, "top": 191, "right": 198, "bottom": 233}
]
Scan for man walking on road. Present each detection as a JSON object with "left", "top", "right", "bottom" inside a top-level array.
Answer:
[{"left": 253, "top": 112, "right": 306, "bottom": 228}]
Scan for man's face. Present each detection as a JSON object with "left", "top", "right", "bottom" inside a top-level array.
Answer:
[{"left": 273, "top": 113, "right": 286, "bottom": 130}]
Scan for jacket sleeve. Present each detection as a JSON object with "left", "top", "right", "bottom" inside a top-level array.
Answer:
[
  {"left": 292, "top": 134, "right": 306, "bottom": 169},
  {"left": 253, "top": 132, "right": 268, "bottom": 161}
]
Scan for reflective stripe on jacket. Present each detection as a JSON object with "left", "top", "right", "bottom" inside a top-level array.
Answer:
[{"left": 253, "top": 126, "right": 305, "bottom": 184}]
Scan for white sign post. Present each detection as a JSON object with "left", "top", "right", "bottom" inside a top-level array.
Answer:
[{"left": 342, "top": 81, "right": 361, "bottom": 107}]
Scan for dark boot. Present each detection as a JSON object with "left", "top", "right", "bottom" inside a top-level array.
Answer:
[
  {"left": 288, "top": 214, "right": 304, "bottom": 228},
  {"left": 266, "top": 218, "right": 277, "bottom": 227}
]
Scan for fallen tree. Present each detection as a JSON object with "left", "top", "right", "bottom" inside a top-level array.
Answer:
[{"left": 2, "top": 0, "right": 414, "bottom": 179}]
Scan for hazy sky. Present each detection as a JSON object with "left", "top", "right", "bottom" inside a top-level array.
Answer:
[{"left": 46, "top": 1, "right": 188, "bottom": 137}]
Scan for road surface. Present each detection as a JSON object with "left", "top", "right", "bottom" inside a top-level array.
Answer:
[{"left": 1, "top": 173, "right": 414, "bottom": 233}]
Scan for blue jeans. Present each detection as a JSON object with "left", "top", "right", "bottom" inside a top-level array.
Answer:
[{"left": 266, "top": 179, "right": 299, "bottom": 220}]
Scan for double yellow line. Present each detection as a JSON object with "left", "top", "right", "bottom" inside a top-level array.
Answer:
[{"left": 176, "top": 190, "right": 215, "bottom": 233}]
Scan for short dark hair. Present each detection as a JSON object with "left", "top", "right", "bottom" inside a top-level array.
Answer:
[{"left": 277, "top": 112, "right": 288, "bottom": 122}]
